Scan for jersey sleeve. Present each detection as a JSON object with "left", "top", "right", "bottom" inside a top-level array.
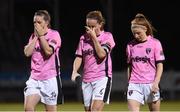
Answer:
[
  {"left": 75, "top": 36, "right": 83, "bottom": 57},
  {"left": 48, "top": 31, "right": 61, "bottom": 52},
  {"left": 101, "top": 33, "right": 115, "bottom": 54},
  {"left": 154, "top": 40, "right": 165, "bottom": 62}
]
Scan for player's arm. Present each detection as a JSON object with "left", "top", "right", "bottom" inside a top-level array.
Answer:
[
  {"left": 127, "top": 64, "right": 132, "bottom": 82},
  {"left": 38, "top": 36, "right": 53, "bottom": 57},
  {"left": 24, "top": 36, "right": 38, "bottom": 57},
  {"left": 152, "top": 40, "right": 165, "bottom": 93},
  {"left": 155, "top": 63, "right": 163, "bottom": 84},
  {"left": 126, "top": 64, "right": 132, "bottom": 94},
  {"left": 152, "top": 62, "right": 163, "bottom": 93},
  {"left": 71, "top": 56, "right": 82, "bottom": 81},
  {"left": 91, "top": 36, "right": 106, "bottom": 59},
  {"left": 35, "top": 22, "right": 53, "bottom": 57},
  {"left": 85, "top": 26, "right": 106, "bottom": 59}
]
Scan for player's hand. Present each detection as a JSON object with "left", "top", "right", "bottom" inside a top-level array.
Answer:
[
  {"left": 151, "top": 82, "right": 159, "bottom": 94},
  {"left": 34, "top": 23, "right": 46, "bottom": 37},
  {"left": 85, "top": 26, "right": 96, "bottom": 39},
  {"left": 71, "top": 72, "right": 81, "bottom": 82}
]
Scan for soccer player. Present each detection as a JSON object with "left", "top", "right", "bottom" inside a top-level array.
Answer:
[
  {"left": 24, "top": 10, "right": 63, "bottom": 111},
  {"left": 71, "top": 10, "right": 115, "bottom": 112},
  {"left": 126, "top": 13, "right": 165, "bottom": 111}
]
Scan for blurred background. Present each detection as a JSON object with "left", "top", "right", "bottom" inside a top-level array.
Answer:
[{"left": 0, "top": 0, "right": 180, "bottom": 104}]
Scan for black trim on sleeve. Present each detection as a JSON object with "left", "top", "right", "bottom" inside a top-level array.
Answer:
[
  {"left": 75, "top": 54, "right": 82, "bottom": 58},
  {"left": 49, "top": 45, "right": 55, "bottom": 53},
  {"left": 155, "top": 60, "right": 165, "bottom": 64}
]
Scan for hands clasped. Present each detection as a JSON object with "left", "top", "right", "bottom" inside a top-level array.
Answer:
[{"left": 34, "top": 23, "right": 47, "bottom": 37}]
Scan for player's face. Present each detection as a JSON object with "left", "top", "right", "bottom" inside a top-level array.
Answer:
[
  {"left": 131, "top": 27, "right": 147, "bottom": 42},
  {"left": 33, "top": 15, "right": 48, "bottom": 29},
  {"left": 86, "top": 18, "right": 102, "bottom": 36}
]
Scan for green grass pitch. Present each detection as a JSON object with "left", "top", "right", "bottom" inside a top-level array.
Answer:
[{"left": 0, "top": 101, "right": 180, "bottom": 111}]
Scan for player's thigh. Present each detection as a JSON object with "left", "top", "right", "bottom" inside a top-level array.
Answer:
[
  {"left": 24, "top": 78, "right": 41, "bottom": 108},
  {"left": 128, "top": 99, "right": 141, "bottom": 111},
  {"left": 24, "top": 94, "right": 41, "bottom": 108}
]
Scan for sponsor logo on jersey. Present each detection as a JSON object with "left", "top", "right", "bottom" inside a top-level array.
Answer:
[
  {"left": 83, "top": 49, "right": 94, "bottom": 56},
  {"left": 131, "top": 56, "right": 150, "bottom": 63}
]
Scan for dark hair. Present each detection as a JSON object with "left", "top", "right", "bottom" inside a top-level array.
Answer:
[
  {"left": 34, "top": 10, "right": 51, "bottom": 28},
  {"left": 86, "top": 11, "right": 105, "bottom": 30},
  {"left": 131, "top": 13, "right": 156, "bottom": 36}
]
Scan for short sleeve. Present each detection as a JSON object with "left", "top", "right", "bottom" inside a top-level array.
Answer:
[
  {"left": 154, "top": 40, "right": 165, "bottom": 62},
  {"left": 48, "top": 31, "right": 61, "bottom": 52},
  {"left": 101, "top": 33, "right": 115, "bottom": 53}
]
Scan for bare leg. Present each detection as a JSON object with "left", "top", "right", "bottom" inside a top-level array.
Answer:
[
  {"left": 91, "top": 100, "right": 104, "bottom": 112},
  {"left": 24, "top": 94, "right": 40, "bottom": 112},
  {"left": 148, "top": 99, "right": 160, "bottom": 112},
  {"left": 45, "top": 104, "right": 57, "bottom": 112},
  {"left": 128, "top": 99, "right": 141, "bottom": 112}
]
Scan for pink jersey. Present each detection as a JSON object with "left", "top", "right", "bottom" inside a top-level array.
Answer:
[
  {"left": 76, "top": 31, "right": 115, "bottom": 82},
  {"left": 126, "top": 35, "right": 165, "bottom": 83},
  {"left": 27, "top": 29, "right": 61, "bottom": 80}
]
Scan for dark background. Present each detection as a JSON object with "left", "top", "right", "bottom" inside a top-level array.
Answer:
[
  {"left": 0, "top": 0, "right": 180, "bottom": 102},
  {"left": 1, "top": 0, "right": 180, "bottom": 73}
]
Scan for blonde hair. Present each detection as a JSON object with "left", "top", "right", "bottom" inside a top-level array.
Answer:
[{"left": 131, "top": 13, "right": 156, "bottom": 36}]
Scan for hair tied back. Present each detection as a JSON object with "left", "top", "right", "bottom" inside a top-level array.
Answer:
[{"left": 135, "top": 13, "right": 145, "bottom": 19}]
